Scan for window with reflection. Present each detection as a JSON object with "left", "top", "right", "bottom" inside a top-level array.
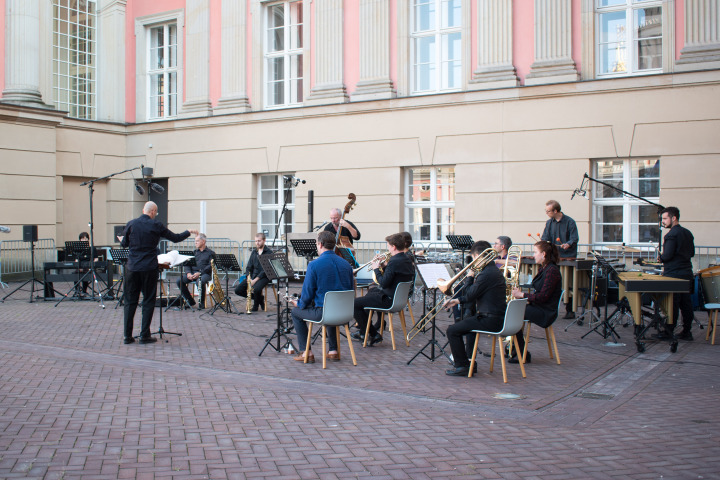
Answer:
[
  {"left": 411, "top": 0, "right": 462, "bottom": 94},
  {"left": 148, "top": 22, "right": 178, "bottom": 119},
  {"left": 596, "top": 0, "right": 662, "bottom": 76},
  {"left": 593, "top": 159, "right": 660, "bottom": 244},
  {"left": 405, "top": 167, "right": 455, "bottom": 242},
  {"left": 258, "top": 175, "right": 295, "bottom": 239},
  {"left": 265, "top": 1, "right": 303, "bottom": 108}
]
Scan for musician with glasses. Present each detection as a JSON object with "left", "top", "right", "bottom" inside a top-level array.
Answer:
[
  {"left": 351, "top": 233, "right": 414, "bottom": 346},
  {"left": 657, "top": 206, "right": 695, "bottom": 341},
  {"left": 234, "top": 233, "right": 273, "bottom": 311},
  {"left": 510, "top": 241, "right": 563, "bottom": 364},
  {"left": 493, "top": 236, "right": 512, "bottom": 268},
  {"left": 177, "top": 233, "right": 215, "bottom": 309},
  {"left": 443, "top": 241, "right": 507, "bottom": 377},
  {"left": 324, "top": 207, "right": 361, "bottom": 245},
  {"left": 541, "top": 200, "right": 578, "bottom": 319}
]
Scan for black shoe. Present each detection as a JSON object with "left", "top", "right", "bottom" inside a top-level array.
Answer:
[
  {"left": 652, "top": 331, "right": 673, "bottom": 340},
  {"left": 369, "top": 333, "right": 383, "bottom": 346},
  {"left": 186, "top": 297, "right": 196, "bottom": 307},
  {"left": 351, "top": 331, "right": 365, "bottom": 342},
  {"left": 677, "top": 330, "right": 694, "bottom": 341},
  {"left": 197, "top": 305, "right": 204, "bottom": 311},
  {"left": 138, "top": 336, "right": 157, "bottom": 344},
  {"left": 445, "top": 366, "right": 470, "bottom": 376},
  {"left": 123, "top": 337, "right": 135, "bottom": 344},
  {"left": 509, "top": 351, "right": 531, "bottom": 364},
  {"left": 563, "top": 311, "right": 575, "bottom": 319}
]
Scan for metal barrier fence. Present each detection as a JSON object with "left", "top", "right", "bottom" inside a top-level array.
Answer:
[{"left": 0, "top": 239, "right": 57, "bottom": 283}]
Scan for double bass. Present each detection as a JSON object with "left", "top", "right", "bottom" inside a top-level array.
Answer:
[{"left": 334, "top": 193, "right": 357, "bottom": 264}]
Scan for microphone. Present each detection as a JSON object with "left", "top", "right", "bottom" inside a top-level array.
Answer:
[
  {"left": 0, "top": 226, "right": 10, "bottom": 233},
  {"left": 313, "top": 221, "right": 329, "bottom": 231},
  {"left": 135, "top": 183, "right": 145, "bottom": 195},
  {"left": 284, "top": 175, "right": 306, "bottom": 184},
  {"left": 571, "top": 189, "right": 577, "bottom": 200},
  {"left": 149, "top": 183, "right": 165, "bottom": 194}
]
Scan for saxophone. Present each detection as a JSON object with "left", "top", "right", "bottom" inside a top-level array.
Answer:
[
  {"left": 246, "top": 274, "right": 253, "bottom": 314},
  {"left": 207, "top": 259, "right": 225, "bottom": 308}
]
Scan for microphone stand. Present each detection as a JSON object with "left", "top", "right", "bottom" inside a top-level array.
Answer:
[{"left": 271, "top": 177, "right": 301, "bottom": 250}]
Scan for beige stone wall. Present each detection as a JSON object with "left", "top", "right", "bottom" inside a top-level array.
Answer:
[{"left": 1, "top": 70, "right": 719, "bottom": 248}]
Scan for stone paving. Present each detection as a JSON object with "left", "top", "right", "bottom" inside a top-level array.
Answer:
[{"left": 0, "top": 281, "right": 718, "bottom": 479}]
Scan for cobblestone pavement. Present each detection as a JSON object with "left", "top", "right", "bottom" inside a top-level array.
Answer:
[{"left": 0, "top": 282, "right": 718, "bottom": 479}]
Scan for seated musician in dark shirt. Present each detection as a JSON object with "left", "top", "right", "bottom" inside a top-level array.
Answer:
[
  {"left": 324, "top": 207, "right": 361, "bottom": 245},
  {"left": 443, "top": 241, "right": 507, "bottom": 376},
  {"left": 352, "top": 233, "right": 414, "bottom": 346},
  {"left": 234, "top": 232, "right": 273, "bottom": 311},
  {"left": 177, "top": 233, "right": 215, "bottom": 309}
]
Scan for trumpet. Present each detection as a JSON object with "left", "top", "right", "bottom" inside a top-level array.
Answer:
[
  {"left": 407, "top": 248, "right": 498, "bottom": 342},
  {"left": 353, "top": 251, "right": 391, "bottom": 275}
]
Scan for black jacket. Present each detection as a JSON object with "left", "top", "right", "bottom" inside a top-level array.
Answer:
[
  {"left": 660, "top": 224, "right": 695, "bottom": 278},
  {"left": 121, "top": 214, "right": 190, "bottom": 272},
  {"left": 372, "top": 252, "right": 414, "bottom": 299},
  {"left": 184, "top": 248, "right": 215, "bottom": 276},
  {"left": 457, "top": 262, "right": 507, "bottom": 318},
  {"left": 246, "top": 247, "right": 274, "bottom": 280}
]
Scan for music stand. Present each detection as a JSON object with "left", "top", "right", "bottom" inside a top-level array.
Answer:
[
  {"left": 165, "top": 254, "right": 196, "bottom": 312},
  {"left": 258, "top": 252, "right": 297, "bottom": 356},
  {"left": 207, "top": 254, "right": 241, "bottom": 315},
  {"left": 581, "top": 252, "right": 621, "bottom": 343},
  {"left": 407, "top": 263, "right": 455, "bottom": 365},
  {"left": 446, "top": 235, "right": 474, "bottom": 266},
  {"left": 290, "top": 238, "right": 318, "bottom": 263},
  {"left": 110, "top": 248, "right": 129, "bottom": 309},
  {"left": 151, "top": 263, "right": 182, "bottom": 341},
  {"left": 55, "top": 241, "right": 109, "bottom": 307}
]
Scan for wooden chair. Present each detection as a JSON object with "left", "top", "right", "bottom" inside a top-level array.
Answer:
[
  {"left": 469, "top": 299, "right": 528, "bottom": 383},
  {"left": 363, "top": 281, "right": 413, "bottom": 350},
  {"left": 705, "top": 303, "right": 719, "bottom": 345},
  {"left": 302, "top": 290, "right": 357, "bottom": 369},
  {"left": 520, "top": 290, "right": 564, "bottom": 364},
  {"left": 263, "top": 280, "right": 278, "bottom": 311}
]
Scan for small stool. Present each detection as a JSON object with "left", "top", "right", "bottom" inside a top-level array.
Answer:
[
  {"left": 263, "top": 282, "right": 278, "bottom": 311},
  {"left": 705, "top": 303, "right": 719, "bottom": 345}
]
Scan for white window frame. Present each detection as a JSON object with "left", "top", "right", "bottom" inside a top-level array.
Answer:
[
  {"left": 591, "top": 158, "right": 661, "bottom": 245},
  {"left": 582, "top": 0, "right": 675, "bottom": 80},
  {"left": 410, "top": 0, "right": 463, "bottom": 94},
  {"left": 146, "top": 22, "right": 179, "bottom": 120},
  {"left": 257, "top": 174, "right": 296, "bottom": 240},
  {"left": 404, "top": 167, "right": 456, "bottom": 243},
  {"left": 263, "top": 0, "right": 304, "bottom": 109},
  {"left": 52, "top": 0, "right": 97, "bottom": 120},
  {"left": 135, "top": 10, "right": 184, "bottom": 123}
]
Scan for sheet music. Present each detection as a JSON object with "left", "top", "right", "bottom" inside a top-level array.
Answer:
[
  {"left": 157, "top": 250, "right": 192, "bottom": 268},
  {"left": 416, "top": 263, "right": 454, "bottom": 289}
]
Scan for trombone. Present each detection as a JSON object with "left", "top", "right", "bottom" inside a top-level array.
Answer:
[{"left": 406, "top": 248, "right": 498, "bottom": 341}]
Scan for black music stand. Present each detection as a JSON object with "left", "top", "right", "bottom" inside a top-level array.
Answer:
[
  {"left": 207, "top": 254, "right": 241, "bottom": 315},
  {"left": 151, "top": 263, "right": 182, "bottom": 341},
  {"left": 581, "top": 252, "right": 621, "bottom": 343},
  {"left": 258, "top": 252, "right": 297, "bottom": 356},
  {"left": 110, "top": 248, "right": 129, "bottom": 309},
  {"left": 165, "top": 253, "right": 196, "bottom": 312},
  {"left": 407, "top": 263, "right": 455, "bottom": 365},
  {"left": 446, "top": 235, "right": 474, "bottom": 266},
  {"left": 55, "top": 241, "right": 105, "bottom": 306},
  {"left": 1, "top": 239, "right": 45, "bottom": 303},
  {"left": 290, "top": 239, "right": 318, "bottom": 263}
]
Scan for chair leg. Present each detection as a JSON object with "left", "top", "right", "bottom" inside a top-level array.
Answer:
[
  {"left": 545, "top": 326, "right": 554, "bottom": 359},
  {"left": 711, "top": 310, "right": 718, "bottom": 345},
  {"left": 547, "top": 325, "right": 561, "bottom": 364},
  {"left": 497, "top": 336, "right": 508, "bottom": 383},
  {"left": 322, "top": 326, "right": 327, "bottom": 369},
  {"left": 364, "top": 311, "right": 373, "bottom": 347},
  {"left": 512, "top": 335, "right": 527, "bottom": 379},
  {"left": 522, "top": 322, "right": 530, "bottom": 363},
  {"left": 406, "top": 299, "right": 415, "bottom": 324},
  {"left": 335, "top": 327, "right": 341, "bottom": 360},
  {"left": 707, "top": 311, "right": 712, "bottom": 341},
  {"left": 345, "top": 325, "right": 357, "bottom": 366},
  {"left": 304, "top": 323, "right": 313, "bottom": 363},
  {"left": 388, "top": 313, "right": 396, "bottom": 350},
  {"left": 468, "top": 333, "right": 480, "bottom": 378},
  {"left": 489, "top": 337, "right": 497, "bottom": 373},
  {"left": 399, "top": 310, "right": 409, "bottom": 346}
]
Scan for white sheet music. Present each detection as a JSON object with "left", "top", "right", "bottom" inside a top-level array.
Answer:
[
  {"left": 416, "top": 263, "right": 454, "bottom": 289},
  {"left": 157, "top": 250, "right": 192, "bottom": 268}
]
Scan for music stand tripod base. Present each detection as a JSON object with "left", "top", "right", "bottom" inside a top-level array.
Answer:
[
  {"left": 151, "top": 264, "right": 182, "bottom": 341},
  {"left": 258, "top": 252, "right": 297, "bottom": 356}
]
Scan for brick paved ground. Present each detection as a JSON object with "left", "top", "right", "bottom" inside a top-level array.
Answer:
[{"left": 0, "top": 281, "right": 718, "bottom": 479}]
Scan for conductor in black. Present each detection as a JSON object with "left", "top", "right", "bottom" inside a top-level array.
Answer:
[
  {"left": 658, "top": 206, "right": 695, "bottom": 341},
  {"left": 120, "top": 201, "right": 198, "bottom": 344}
]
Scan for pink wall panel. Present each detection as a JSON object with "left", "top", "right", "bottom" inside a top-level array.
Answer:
[
  {"left": 389, "top": 0, "right": 397, "bottom": 89},
  {"left": 676, "top": 0, "right": 685, "bottom": 59},
  {"left": 513, "top": 0, "right": 535, "bottom": 83},
  {"left": 344, "top": 0, "right": 360, "bottom": 95},
  {"left": 0, "top": 0, "right": 5, "bottom": 98},
  {"left": 572, "top": 0, "right": 582, "bottom": 76},
  {"left": 210, "top": 0, "right": 221, "bottom": 107}
]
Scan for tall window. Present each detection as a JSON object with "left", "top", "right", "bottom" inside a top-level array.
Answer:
[
  {"left": 265, "top": 1, "right": 303, "bottom": 108},
  {"left": 258, "top": 175, "right": 295, "bottom": 239},
  {"left": 411, "top": 0, "right": 462, "bottom": 94},
  {"left": 592, "top": 159, "right": 660, "bottom": 245},
  {"left": 53, "top": 0, "right": 96, "bottom": 120},
  {"left": 596, "top": 0, "right": 662, "bottom": 76},
  {"left": 148, "top": 23, "right": 179, "bottom": 120},
  {"left": 405, "top": 167, "right": 455, "bottom": 242}
]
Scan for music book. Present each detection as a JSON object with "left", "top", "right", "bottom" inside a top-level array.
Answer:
[
  {"left": 157, "top": 250, "right": 192, "bottom": 268},
  {"left": 416, "top": 263, "right": 455, "bottom": 289}
]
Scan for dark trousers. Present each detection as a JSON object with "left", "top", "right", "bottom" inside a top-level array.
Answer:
[
  {"left": 234, "top": 277, "right": 270, "bottom": 307},
  {"left": 447, "top": 314, "right": 503, "bottom": 368},
  {"left": 124, "top": 269, "right": 159, "bottom": 339},
  {"left": 671, "top": 292, "right": 694, "bottom": 332},
  {"left": 177, "top": 273, "right": 210, "bottom": 305},
  {"left": 292, "top": 305, "right": 338, "bottom": 352},
  {"left": 354, "top": 288, "right": 391, "bottom": 337},
  {"left": 515, "top": 304, "right": 555, "bottom": 354}
]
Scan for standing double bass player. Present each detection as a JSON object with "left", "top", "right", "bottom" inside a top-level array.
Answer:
[{"left": 324, "top": 207, "right": 361, "bottom": 246}]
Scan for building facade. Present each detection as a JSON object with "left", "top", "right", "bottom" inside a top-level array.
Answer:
[{"left": 1, "top": 0, "right": 719, "bottom": 249}]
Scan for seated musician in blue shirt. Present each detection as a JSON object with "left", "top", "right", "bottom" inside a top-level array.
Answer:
[{"left": 288, "top": 231, "right": 354, "bottom": 364}]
